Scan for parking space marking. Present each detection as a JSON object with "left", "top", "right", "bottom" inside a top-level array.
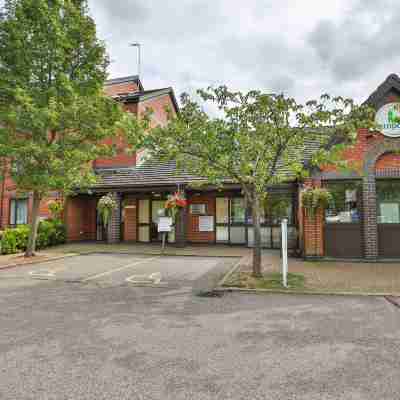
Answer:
[
  {"left": 81, "top": 256, "right": 161, "bottom": 282},
  {"left": 125, "top": 272, "right": 168, "bottom": 286},
  {"left": 29, "top": 270, "right": 56, "bottom": 280}
]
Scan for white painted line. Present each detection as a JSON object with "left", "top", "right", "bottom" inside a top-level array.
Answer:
[
  {"left": 29, "top": 270, "right": 56, "bottom": 280},
  {"left": 82, "top": 256, "right": 161, "bottom": 282}
]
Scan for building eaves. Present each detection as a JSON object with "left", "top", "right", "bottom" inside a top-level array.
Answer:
[
  {"left": 120, "top": 87, "right": 179, "bottom": 113},
  {"left": 105, "top": 75, "right": 144, "bottom": 91}
]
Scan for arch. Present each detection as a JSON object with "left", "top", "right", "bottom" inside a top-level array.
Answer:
[{"left": 363, "top": 138, "right": 400, "bottom": 176}]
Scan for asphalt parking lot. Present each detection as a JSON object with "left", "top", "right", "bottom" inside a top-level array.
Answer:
[
  {"left": 1, "top": 254, "right": 400, "bottom": 399},
  {"left": 0, "top": 253, "right": 238, "bottom": 293}
]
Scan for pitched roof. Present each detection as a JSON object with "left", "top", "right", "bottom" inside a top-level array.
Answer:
[
  {"left": 91, "top": 132, "right": 332, "bottom": 190},
  {"left": 275, "top": 130, "right": 334, "bottom": 177},
  {"left": 92, "top": 160, "right": 205, "bottom": 190},
  {"left": 364, "top": 73, "right": 400, "bottom": 109}
]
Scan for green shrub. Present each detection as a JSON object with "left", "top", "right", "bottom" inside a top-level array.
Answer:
[
  {"left": 1, "top": 219, "right": 66, "bottom": 254},
  {"left": 1, "top": 229, "right": 18, "bottom": 255},
  {"left": 14, "top": 225, "right": 30, "bottom": 250},
  {"left": 37, "top": 219, "right": 66, "bottom": 249}
]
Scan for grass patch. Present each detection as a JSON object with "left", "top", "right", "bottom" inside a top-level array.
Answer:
[{"left": 223, "top": 271, "right": 305, "bottom": 290}]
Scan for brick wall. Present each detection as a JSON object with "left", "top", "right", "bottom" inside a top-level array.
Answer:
[
  {"left": 187, "top": 194, "right": 216, "bottom": 243},
  {"left": 0, "top": 167, "right": 62, "bottom": 228},
  {"left": 375, "top": 152, "right": 400, "bottom": 171},
  {"left": 94, "top": 103, "right": 138, "bottom": 169},
  {"left": 320, "top": 128, "right": 386, "bottom": 174},
  {"left": 138, "top": 94, "right": 176, "bottom": 128},
  {"left": 123, "top": 197, "right": 137, "bottom": 241},
  {"left": 93, "top": 95, "right": 176, "bottom": 169}
]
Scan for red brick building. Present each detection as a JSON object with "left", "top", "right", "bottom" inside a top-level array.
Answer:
[{"left": 3, "top": 74, "right": 400, "bottom": 260}]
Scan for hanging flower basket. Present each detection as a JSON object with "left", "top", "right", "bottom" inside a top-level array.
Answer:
[
  {"left": 302, "top": 187, "right": 333, "bottom": 218},
  {"left": 165, "top": 191, "right": 187, "bottom": 222},
  {"left": 97, "top": 193, "right": 118, "bottom": 227}
]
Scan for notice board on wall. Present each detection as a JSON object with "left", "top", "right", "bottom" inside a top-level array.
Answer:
[{"left": 198, "top": 216, "right": 214, "bottom": 232}]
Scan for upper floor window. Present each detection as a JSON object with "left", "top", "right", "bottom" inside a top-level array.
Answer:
[{"left": 10, "top": 198, "right": 28, "bottom": 226}]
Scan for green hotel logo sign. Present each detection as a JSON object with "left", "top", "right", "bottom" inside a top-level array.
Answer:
[{"left": 375, "top": 102, "right": 400, "bottom": 137}]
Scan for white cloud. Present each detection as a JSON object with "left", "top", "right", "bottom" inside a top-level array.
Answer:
[{"left": 1, "top": 0, "right": 399, "bottom": 104}]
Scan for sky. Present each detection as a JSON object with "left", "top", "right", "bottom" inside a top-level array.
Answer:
[{"left": 2, "top": 0, "right": 400, "bottom": 104}]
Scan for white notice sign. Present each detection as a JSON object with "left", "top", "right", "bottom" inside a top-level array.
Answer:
[
  {"left": 199, "top": 216, "right": 214, "bottom": 232},
  {"left": 158, "top": 217, "right": 172, "bottom": 232}
]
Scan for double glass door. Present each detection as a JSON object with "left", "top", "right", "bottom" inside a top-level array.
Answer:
[{"left": 216, "top": 196, "right": 296, "bottom": 248}]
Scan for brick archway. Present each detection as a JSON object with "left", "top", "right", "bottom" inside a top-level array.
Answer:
[{"left": 362, "top": 139, "right": 400, "bottom": 258}]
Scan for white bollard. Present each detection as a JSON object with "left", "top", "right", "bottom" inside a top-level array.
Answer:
[{"left": 281, "top": 218, "right": 288, "bottom": 288}]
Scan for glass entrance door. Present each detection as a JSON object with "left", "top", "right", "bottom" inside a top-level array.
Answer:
[
  {"left": 215, "top": 197, "right": 246, "bottom": 245},
  {"left": 138, "top": 199, "right": 150, "bottom": 242}
]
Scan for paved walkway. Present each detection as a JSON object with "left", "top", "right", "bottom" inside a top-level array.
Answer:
[
  {"left": 239, "top": 250, "right": 400, "bottom": 294},
  {"left": 0, "top": 252, "right": 71, "bottom": 270},
  {"left": 45, "top": 242, "right": 249, "bottom": 257}
]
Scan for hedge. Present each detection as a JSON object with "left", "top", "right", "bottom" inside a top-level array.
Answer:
[{"left": 0, "top": 219, "right": 66, "bottom": 255}]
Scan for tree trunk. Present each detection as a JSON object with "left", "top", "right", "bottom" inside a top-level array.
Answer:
[
  {"left": 25, "top": 191, "right": 41, "bottom": 257},
  {"left": 252, "top": 195, "right": 262, "bottom": 278}
]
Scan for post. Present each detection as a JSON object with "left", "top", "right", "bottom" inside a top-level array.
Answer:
[{"left": 281, "top": 218, "right": 288, "bottom": 288}]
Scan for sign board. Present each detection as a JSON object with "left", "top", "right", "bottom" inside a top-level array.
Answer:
[
  {"left": 375, "top": 102, "right": 400, "bottom": 137},
  {"left": 158, "top": 217, "right": 172, "bottom": 232},
  {"left": 199, "top": 216, "right": 214, "bottom": 232}
]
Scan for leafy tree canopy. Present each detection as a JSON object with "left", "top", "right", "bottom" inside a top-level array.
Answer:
[
  {"left": 0, "top": 0, "right": 126, "bottom": 255},
  {"left": 132, "top": 86, "right": 376, "bottom": 276}
]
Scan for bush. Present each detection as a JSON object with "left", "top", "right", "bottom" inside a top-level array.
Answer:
[
  {"left": 0, "top": 225, "right": 30, "bottom": 255},
  {"left": 1, "top": 229, "right": 18, "bottom": 255},
  {"left": 36, "top": 219, "right": 66, "bottom": 249},
  {"left": 1, "top": 219, "right": 66, "bottom": 255}
]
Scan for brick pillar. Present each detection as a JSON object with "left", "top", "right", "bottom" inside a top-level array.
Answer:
[
  {"left": 362, "top": 175, "right": 378, "bottom": 259},
  {"left": 303, "top": 208, "right": 324, "bottom": 258},
  {"left": 107, "top": 193, "right": 121, "bottom": 244},
  {"left": 175, "top": 205, "right": 187, "bottom": 248}
]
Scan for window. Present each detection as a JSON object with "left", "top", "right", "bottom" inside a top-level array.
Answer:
[
  {"left": 377, "top": 180, "right": 400, "bottom": 224},
  {"left": 325, "top": 181, "right": 361, "bottom": 223},
  {"left": 190, "top": 204, "right": 207, "bottom": 215},
  {"left": 230, "top": 198, "right": 246, "bottom": 224},
  {"left": 10, "top": 199, "right": 28, "bottom": 225},
  {"left": 247, "top": 194, "right": 293, "bottom": 225}
]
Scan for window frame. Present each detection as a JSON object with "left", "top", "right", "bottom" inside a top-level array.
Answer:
[{"left": 9, "top": 198, "right": 29, "bottom": 226}]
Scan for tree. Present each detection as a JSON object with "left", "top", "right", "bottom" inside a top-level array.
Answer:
[
  {"left": 0, "top": 0, "right": 125, "bottom": 256},
  {"left": 133, "top": 87, "right": 375, "bottom": 277}
]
